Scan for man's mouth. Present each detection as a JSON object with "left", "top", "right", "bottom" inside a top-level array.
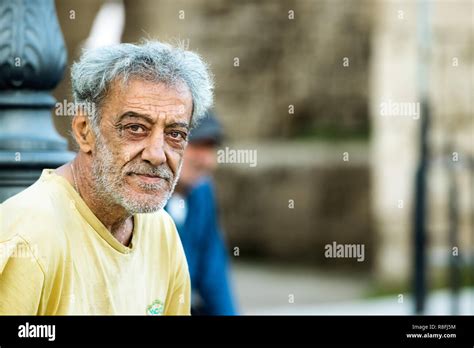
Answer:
[{"left": 129, "top": 172, "right": 169, "bottom": 184}]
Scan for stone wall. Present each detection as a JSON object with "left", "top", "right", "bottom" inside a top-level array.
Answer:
[
  {"left": 214, "top": 141, "right": 372, "bottom": 270},
  {"left": 370, "top": 0, "right": 473, "bottom": 284},
  {"left": 122, "top": 0, "right": 372, "bottom": 140}
]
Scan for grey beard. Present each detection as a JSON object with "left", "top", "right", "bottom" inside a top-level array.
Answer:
[{"left": 91, "top": 137, "right": 181, "bottom": 214}]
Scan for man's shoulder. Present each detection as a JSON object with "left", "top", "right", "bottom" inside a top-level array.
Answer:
[
  {"left": 1, "top": 173, "right": 59, "bottom": 212},
  {"left": 0, "top": 176, "right": 69, "bottom": 253}
]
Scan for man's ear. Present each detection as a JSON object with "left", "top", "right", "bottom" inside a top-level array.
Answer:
[{"left": 72, "top": 112, "right": 95, "bottom": 153}]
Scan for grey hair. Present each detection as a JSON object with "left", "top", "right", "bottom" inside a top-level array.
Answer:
[{"left": 71, "top": 40, "right": 214, "bottom": 131}]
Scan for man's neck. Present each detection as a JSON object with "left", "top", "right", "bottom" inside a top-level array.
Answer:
[{"left": 55, "top": 156, "right": 134, "bottom": 246}]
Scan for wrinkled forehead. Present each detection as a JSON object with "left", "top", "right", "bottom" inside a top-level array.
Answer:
[{"left": 105, "top": 78, "right": 193, "bottom": 120}]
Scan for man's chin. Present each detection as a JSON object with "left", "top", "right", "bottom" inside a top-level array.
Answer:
[
  {"left": 122, "top": 200, "right": 166, "bottom": 215},
  {"left": 118, "top": 191, "right": 170, "bottom": 215},
  {"left": 129, "top": 205, "right": 163, "bottom": 214}
]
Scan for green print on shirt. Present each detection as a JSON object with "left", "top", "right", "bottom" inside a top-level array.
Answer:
[{"left": 146, "top": 299, "right": 164, "bottom": 315}]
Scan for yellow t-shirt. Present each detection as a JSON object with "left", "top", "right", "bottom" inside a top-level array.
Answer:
[{"left": 0, "top": 169, "right": 190, "bottom": 315}]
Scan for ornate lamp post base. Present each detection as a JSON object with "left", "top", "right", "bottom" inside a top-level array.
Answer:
[{"left": 0, "top": 0, "right": 74, "bottom": 202}]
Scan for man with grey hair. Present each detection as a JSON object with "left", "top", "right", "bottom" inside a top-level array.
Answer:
[{"left": 0, "top": 41, "right": 213, "bottom": 315}]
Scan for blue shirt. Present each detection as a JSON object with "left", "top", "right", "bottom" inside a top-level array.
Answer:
[{"left": 165, "top": 178, "right": 237, "bottom": 315}]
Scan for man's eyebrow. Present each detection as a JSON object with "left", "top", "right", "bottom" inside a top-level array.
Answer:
[
  {"left": 116, "top": 112, "right": 189, "bottom": 130},
  {"left": 165, "top": 122, "right": 190, "bottom": 130},
  {"left": 116, "top": 111, "right": 154, "bottom": 124}
]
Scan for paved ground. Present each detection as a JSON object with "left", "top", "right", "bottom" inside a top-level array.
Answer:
[{"left": 231, "top": 261, "right": 473, "bottom": 315}]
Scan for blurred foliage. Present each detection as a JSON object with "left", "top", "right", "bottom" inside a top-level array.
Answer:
[
  {"left": 294, "top": 123, "right": 370, "bottom": 141},
  {"left": 365, "top": 265, "right": 474, "bottom": 299}
]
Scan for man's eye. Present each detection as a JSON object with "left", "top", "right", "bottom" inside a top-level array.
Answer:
[
  {"left": 168, "top": 131, "right": 187, "bottom": 140},
  {"left": 126, "top": 124, "right": 147, "bottom": 134}
]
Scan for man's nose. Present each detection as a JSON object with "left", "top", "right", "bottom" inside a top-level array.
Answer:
[{"left": 141, "top": 132, "right": 167, "bottom": 166}]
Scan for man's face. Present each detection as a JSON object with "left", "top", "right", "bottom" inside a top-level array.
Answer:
[
  {"left": 90, "top": 78, "right": 193, "bottom": 214},
  {"left": 178, "top": 141, "right": 217, "bottom": 189}
]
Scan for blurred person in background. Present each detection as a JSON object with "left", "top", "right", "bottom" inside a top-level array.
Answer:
[{"left": 166, "top": 111, "right": 237, "bottom": 315}]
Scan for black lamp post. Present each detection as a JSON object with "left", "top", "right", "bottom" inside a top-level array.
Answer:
[{"left": 0, "top": 0, "right": 74, "bottom": 202}]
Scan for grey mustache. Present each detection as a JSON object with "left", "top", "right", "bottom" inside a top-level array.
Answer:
[{"left": 127, "top": 166, "right": 173, "bottom": 180}]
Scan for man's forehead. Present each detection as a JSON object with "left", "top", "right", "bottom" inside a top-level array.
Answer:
[
  {"left": 122, "top": 100, "right": 188, "bottom": 116},
  {"left": 108, "top": 79, "right": 193, "bottom": 120},
  {"left": 118, "top": 78, "right": 191, "bottom": 99}
]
